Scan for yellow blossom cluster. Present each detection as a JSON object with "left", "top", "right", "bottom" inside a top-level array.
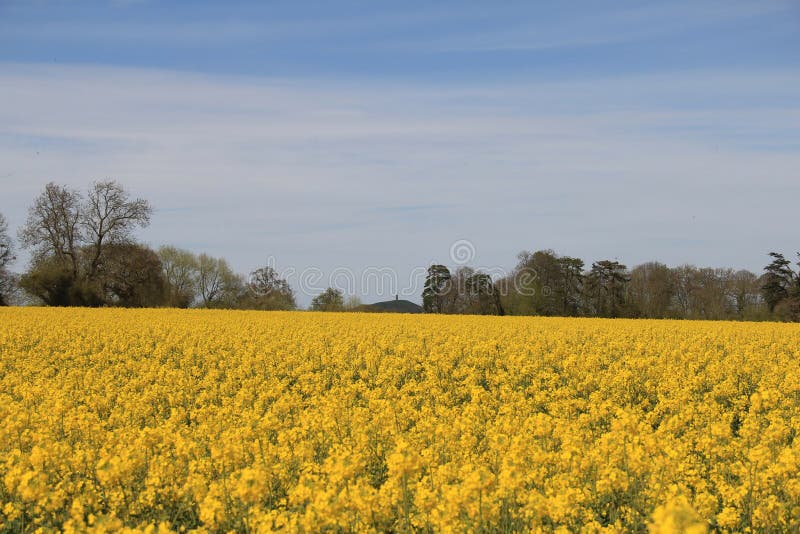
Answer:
[{"left": 1, "top": 308, "right": 799, "bottom": 532}]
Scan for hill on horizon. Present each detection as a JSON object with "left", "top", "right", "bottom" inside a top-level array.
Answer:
[{"left": 359, "top": 298, "right": 423, "bottom": 314}]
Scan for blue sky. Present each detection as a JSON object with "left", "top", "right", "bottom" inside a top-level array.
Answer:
[{"left": 1, "top": 0, "right": 799, "bottom": 304}]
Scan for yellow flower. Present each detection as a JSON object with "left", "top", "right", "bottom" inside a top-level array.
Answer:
[{"left": 0, "top": 307, "right": 798, "bottom": 531}]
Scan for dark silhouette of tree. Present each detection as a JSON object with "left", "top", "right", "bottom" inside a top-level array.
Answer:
[
  {"left": 83, "top": 181, "right": 152, "bottom": 280},
  {"left": 761, "top": 252, "right": 796, "bottom": 312},
  {"left": 761, "top": 252, "right": 800, "bottom": 321},
  {"left": 556, "top": 256, "right": 584, "bottom": 316},
  {"left": 242, "top": 265, "right": 296, "bottom": 310},
  {"left": 19, "top": 251, "right": 102, "bottom": 306},
  {"left": 97, "top": 243, "right": 166, "bottom": 307},
  {"left": 499, "top": 250, "right": 583, "bottom": 317},
  {"left": 586, "top": 260, "right": 630, "bottom": 318},
  {"left": 628, "top": 262, "right": 674, "bottom": 318},
  {"left": 422, "top": 264, "right": 452, "bottom": 313},
  {"left": 466, "top": 271, "right": 498, "bottom": 315},
  {"left": 310, "top": 287, "right": 344, "bottom": 311}
]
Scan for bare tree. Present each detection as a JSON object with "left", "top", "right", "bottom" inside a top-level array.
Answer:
[
  {"left": 0, "top": 213, "right": 12, "bottom": 270},
  {"left": 197, "top": 254, "right": 239, "bottom": 308},
  {"left": 0, "top": 213, "right": 16, "bottom": 305},
  {"left": 19, "top": 183, "right": 82, "bottom": 277},
  {"left": 727, "top": 269, "right": 765, "bottom": 319},
  {"left": 628, "top": 262, "right": 675, "bottom": 318},
  {"left": 83, "top": 180, "right": 152, "bottom": 279}
]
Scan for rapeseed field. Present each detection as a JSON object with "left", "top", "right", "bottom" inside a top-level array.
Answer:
[{"left": 1, "top": 308, "right": 799, "bottom": 532}]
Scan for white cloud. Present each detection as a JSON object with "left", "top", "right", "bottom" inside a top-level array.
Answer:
[{"left": 0, "top": 63, "right": 798, "bottom": 303}]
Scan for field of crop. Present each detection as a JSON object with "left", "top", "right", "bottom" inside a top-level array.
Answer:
[{"left": 1, "top": 308, "right": 799, "bottom": 532}]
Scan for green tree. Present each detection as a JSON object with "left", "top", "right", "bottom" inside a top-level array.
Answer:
[
  {"left": 761, "top": 252, "right": 797, "bottom": 313},
  {"left": 19, "top": 254, "right": 99, "bottom": 306},
  {"left": 499, "top": 250, "right": 583, "bottom": 317},
  {"left": 422, "top": 264, "right": 452, "bottom": 313},
  {"left": 465, "top": 271, "right": 503, "bottom": 315},
  {"left": 158, "top": 245, "right": 200, "bottom": 308},
  {"left": 761, "top": 252, "right": 800, "bottom": 321},
  {"left": 310, "top": 287, "right": 345, "bottom": 311},
  {"left": 586, "top": 260, "right": 630, "bottom": 318},
  {"left": 18, "top": 181, "right": 153, "bottom": 307},
  {"left": 196, "top": 254, "right": 240, "bottom": 308},
  {"left": 514, "top": 250, "right": 560, "bottom": 315},
  {"left": 241, "top": 265, "right": 296, "bottom": 310},
  {"left": 446, "top": 267, "right": 500, "bottom": 315},
  {"left": 97, "top": 243, "right": 166, "bottom": 307}
]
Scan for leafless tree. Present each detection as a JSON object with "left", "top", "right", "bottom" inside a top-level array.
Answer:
[
  {"left": 83, "top": 180, "right": 152, "bottom": 279},
  {"left": 19, "top": 183, "right": 82, "bottom": 277},
  {"left": 197, "top": 254, "right": 239, "bottom": 308},
  {"left": 0, "top": 213, "right": 16, "bottom": 306},
  {"left": 0, "top": 213, "right": 13, "bottom": 270}
]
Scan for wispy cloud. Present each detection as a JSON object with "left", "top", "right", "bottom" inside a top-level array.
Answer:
[
  {"left": 398, "top": 0, "right": 795, "bottom": 53},
  {"left": 0, "top": 62, "right": 798, "bottom": 303}
]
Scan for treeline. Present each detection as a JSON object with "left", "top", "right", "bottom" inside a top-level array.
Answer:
[
  {"left": 422, "top": 249, "right": 800, "bottom": 321},
  {"left": 0, "top": 182, "right": 296, "bottom": 310},
  {"left": 1, "top": 181, "right": 798, "bottom": 321}
]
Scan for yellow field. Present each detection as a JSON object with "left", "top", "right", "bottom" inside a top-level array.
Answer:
[{"left": 1, "top": 309, "right": 799, "bottom": 533}]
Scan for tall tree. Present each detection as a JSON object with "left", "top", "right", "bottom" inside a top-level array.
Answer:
[
  {"left": 727, "top": 269, "right": 765, "bottom": 319},
  {"left": 19, "top": 182, "right": 82, "bottom": 277},
  {"left": 761, "top": 252, "right": 797, "bottom": 312},
  {"left": 83, "top": 180, "right": 152, "bottom": 279},
  {"left": 586, "top": 260, "right": 630, "bottom": 318},
  {"left": 500, "top": 250, "right": 583, "bottom": 317},
  {"left": 556, "top": 256, "right": 585, "bottom": 316},
  {"left": 196, "top": 254, "right": 239, "bottom": 308},
  {"left": 514, "top": 250, "right": 561, "bottom": 315},
  {"left": 465, "top": 271, "right": 502, "bottom": 315},
  {"left": 422, "top": 264, "right": 452, "bottom": 313},
  {"left": 19, "top": 181, "right": 153, "bottom": 307},
  {"left": 627, "top": 262, "right": 675, "bottom": 318},
  {"left": 158, "top": 245, "right": 199, "bottom": 308},
  {"left": 691, "top": 267, "right": 734, "bottom": 320},
  {"left": 761, "top": 252, "right": 800, "bottom": 321},
  {"left": 0, "top": 213, "right": 16, "bottom": 306}
]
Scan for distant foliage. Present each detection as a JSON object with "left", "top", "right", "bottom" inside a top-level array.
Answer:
[
  {"left": 18, "top": 181, "right": 156, "bottom": 307},
  {"left": 310, "top": 287, "right": 345, "bottom": 311},
  {"left": 5, "top": 180, "right": 797, "bottom": 320}
]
